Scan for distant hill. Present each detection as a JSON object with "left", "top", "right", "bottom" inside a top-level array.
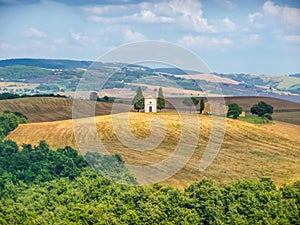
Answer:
[
  {"left": 0, "top": 58, "right": 299, "bottom": 98},
  {"left": 0, "top": 58, "right": 93, "bottom": 70},
  {"left": 289, "top": 73, "right": 300, "bottom": 78}
]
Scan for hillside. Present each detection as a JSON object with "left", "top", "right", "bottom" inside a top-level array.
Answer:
[
  {"left": 1, "top": 58, "right": 300, "bottom": 98},
  {"left": 1, "top": 96, "right": 299, "bottom": 125},
  {"left": 6, "top": 112, "right": 300, "bottom": 189},
  {"left": 0, "top": 97, "right": 116, "bottom": 122}
]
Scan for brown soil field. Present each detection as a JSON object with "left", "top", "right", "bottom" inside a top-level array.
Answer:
[{"left": 0, "top": 97, "right": 116, "bottom": 123}]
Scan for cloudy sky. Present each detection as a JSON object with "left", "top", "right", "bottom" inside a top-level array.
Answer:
[{"left": 0, "top": 0, "right": 299, "bottom": 75}]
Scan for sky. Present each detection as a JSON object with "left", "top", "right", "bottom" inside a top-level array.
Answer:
[{"left": 0, "top": 0, "right": 299, "bottom": 75}]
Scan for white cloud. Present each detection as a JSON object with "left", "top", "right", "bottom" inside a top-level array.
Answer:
[
  {"left": 71, "top": 31, "right": 88, "bottom": 42},
  {"left": 84, "top": 0, "right": 215, "bottom": 33},
  {"left": 83, "top": 5, "right": 127, "bottom": 15},
  {"left": 123, "top": 28, "right": 147, "bottom": 43},
  {"left": 133, "top": 10, "right": 174, "bottom": 23},
  {"left": 248, "top": 12, "right": 263, "bottom": 23},
  {"left": 284, "top": 35, "right": 300, "bottom": 44},
  {"left": 263, "top": 1, "right": 300, "bottom": 28},
  {"left": 178, "top": 35, "right": 232, "bottom": 48},
  {"left": 222, "top": 17, "right": 236, "bottom": 31},
  {"left": 157, "top": 0, "right": 215, "bottom": 32},
  {"left": 26, "top": 27, "right": 46, "bottom": 38}
]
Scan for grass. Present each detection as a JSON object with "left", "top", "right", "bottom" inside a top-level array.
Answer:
[
  {"left": 238, "top": 115, "right": 271, "bottom": 124},
  {"left": 6, "top": 112, "right": 300, "bottom": 189}
]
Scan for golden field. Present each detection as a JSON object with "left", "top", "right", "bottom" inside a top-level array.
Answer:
[{"left": 6, "top": 111, "right": 300, "bottom": 189}]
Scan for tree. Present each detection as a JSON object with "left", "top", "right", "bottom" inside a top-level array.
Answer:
[
  {"left": 103, "top": 96, "right": 109, "bottom": 102},
  {"left": 227, "top": 103, "right": 243, "bottom": 119},
  {"left": 191, "top": 97, "right": 199, "bottom": 108},
  {"left": 200, "top": 98, "right": 205, "bottom": 114},
  {"left": 132, "top": 87, "right": 144, "bottom": 112},
  {"left": 250, "top": 101, "right": 273, "bottom": 117},
  {"left": 157, "top": 87, "right": 165, "bottom": 111},
  {"left": 183, "top": 98, "right": 194, "bottom": 113}
]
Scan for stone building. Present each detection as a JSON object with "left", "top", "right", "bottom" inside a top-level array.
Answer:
[{"left": 144, "top": 96, "right": 157, "bottom": 112}]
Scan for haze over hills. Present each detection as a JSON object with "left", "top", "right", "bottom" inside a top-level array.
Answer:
[{"left": 0, "top": 58, "right": 300, "bottom": 103}]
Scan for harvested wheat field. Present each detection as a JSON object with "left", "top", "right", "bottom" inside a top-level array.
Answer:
[
  {"left": 6, "top": 112, "right": 300, "bottom": 189},
  {"left": 0, "top": 97, "right": 117, "bottom": 122}
]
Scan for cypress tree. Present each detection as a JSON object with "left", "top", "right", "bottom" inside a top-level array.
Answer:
[
  {"left": 133, "top": 87, "right": 144, "bottom": 112},
  {"left": 157, "top": 87, "right": 165, "bottom": 111},
  {"left": 200, "top": 98, "right": 205, "bottom": 114}
]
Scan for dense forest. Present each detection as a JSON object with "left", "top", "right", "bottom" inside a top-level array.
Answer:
[{"left": 0, "top": 138, "right": 299, "bottom": 224}]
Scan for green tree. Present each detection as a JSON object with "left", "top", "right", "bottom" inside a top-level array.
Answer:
[
  {"left": 183, "top": 98, "right": 194, "bottom": 113},
  {"left": 227, "top": 103, "right": 243, "bottom": 119},
  {"left": 250, "top": 101, "right": 273, "bottom": 117},
  {"left": 157, "top": 87, "right": 165, "bottom": 111},
  {"left": 200, "top": 98, "right": 205, "bottom": 114},
  {"left": 132, "top": 87, "right": 144, "bottom": 112},
  {"left": 191, "top": 97, "right": 199, "bottom": 108}
]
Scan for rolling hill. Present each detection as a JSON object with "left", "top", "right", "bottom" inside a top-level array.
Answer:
[
  {"left": 0, "top": 96, "right": 299, "bottom": 124},
  {"left": 6, "top": 112, "right": 300, "bottom": 189},
  {"left": 0, "top": 97, "right": 116, "bottom": 123}
]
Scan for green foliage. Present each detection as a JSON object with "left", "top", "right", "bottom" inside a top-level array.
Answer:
[
  {"left": 239, "top": 115, "right": 272, "bottom": 124},
  {"left": 37, "top": 84, "right": 60, "bottom": 92},
  {"left": 0, "top": 92, "right": 66, "bottom": 100},
  {"left": 251, "top": 101, "right": 273, "bottom": 116},
  {"left": 0, "top": 139, "right": 136, "bottom": 187},
  {"left": 97, "top": 95, "right": 115, "bottom": 103},
  {"left": 227, "top": 103, "right": 243, "bottom": 119},
  {"left": 0, "top": 170, "right": 298, "bottom": 224},
  {"left": 133, "top": 87, "right": 144, "bottom": 112},
  {"left": 0, "top": 111, "right": 27, "bottom": 139},
  {"left": 85, "top": 152, "right": 137, "bottom": 185},
  {"left": 200, "top": 98, "right": 205, "bottom": 114},
  {"left": 191, "top": 97, "right": 199, "bottom": 106},
  {"left": 262, "top": 113, "right": 273, "bottom": 121},
  {"left": 0, "top": 65, "right": 52, "bottom": 81},
  {"left": 0, "top": 141, "right": 88, "bottom": 185},
  {"left": 0, "top": 93, "right": 19, "bottom": 100},
  {"left": 157, "top": 87, "right": 165, "bottom": 111}
]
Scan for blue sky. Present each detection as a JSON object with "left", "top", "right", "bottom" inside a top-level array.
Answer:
[{"left": 0, "top": 0, "right": 299, "bottom": 75}]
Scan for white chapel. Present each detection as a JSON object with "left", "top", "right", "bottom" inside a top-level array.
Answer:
[{"left": 144, "top": 96, "right": 157, "bottom": 112}]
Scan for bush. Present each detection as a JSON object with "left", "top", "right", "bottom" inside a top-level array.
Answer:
[
  {"left": 227, "top": 103, "right": 243, "bottom": 119},
  {"left": 262, "top": 113, "right": 273, "bottom": 121}
]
